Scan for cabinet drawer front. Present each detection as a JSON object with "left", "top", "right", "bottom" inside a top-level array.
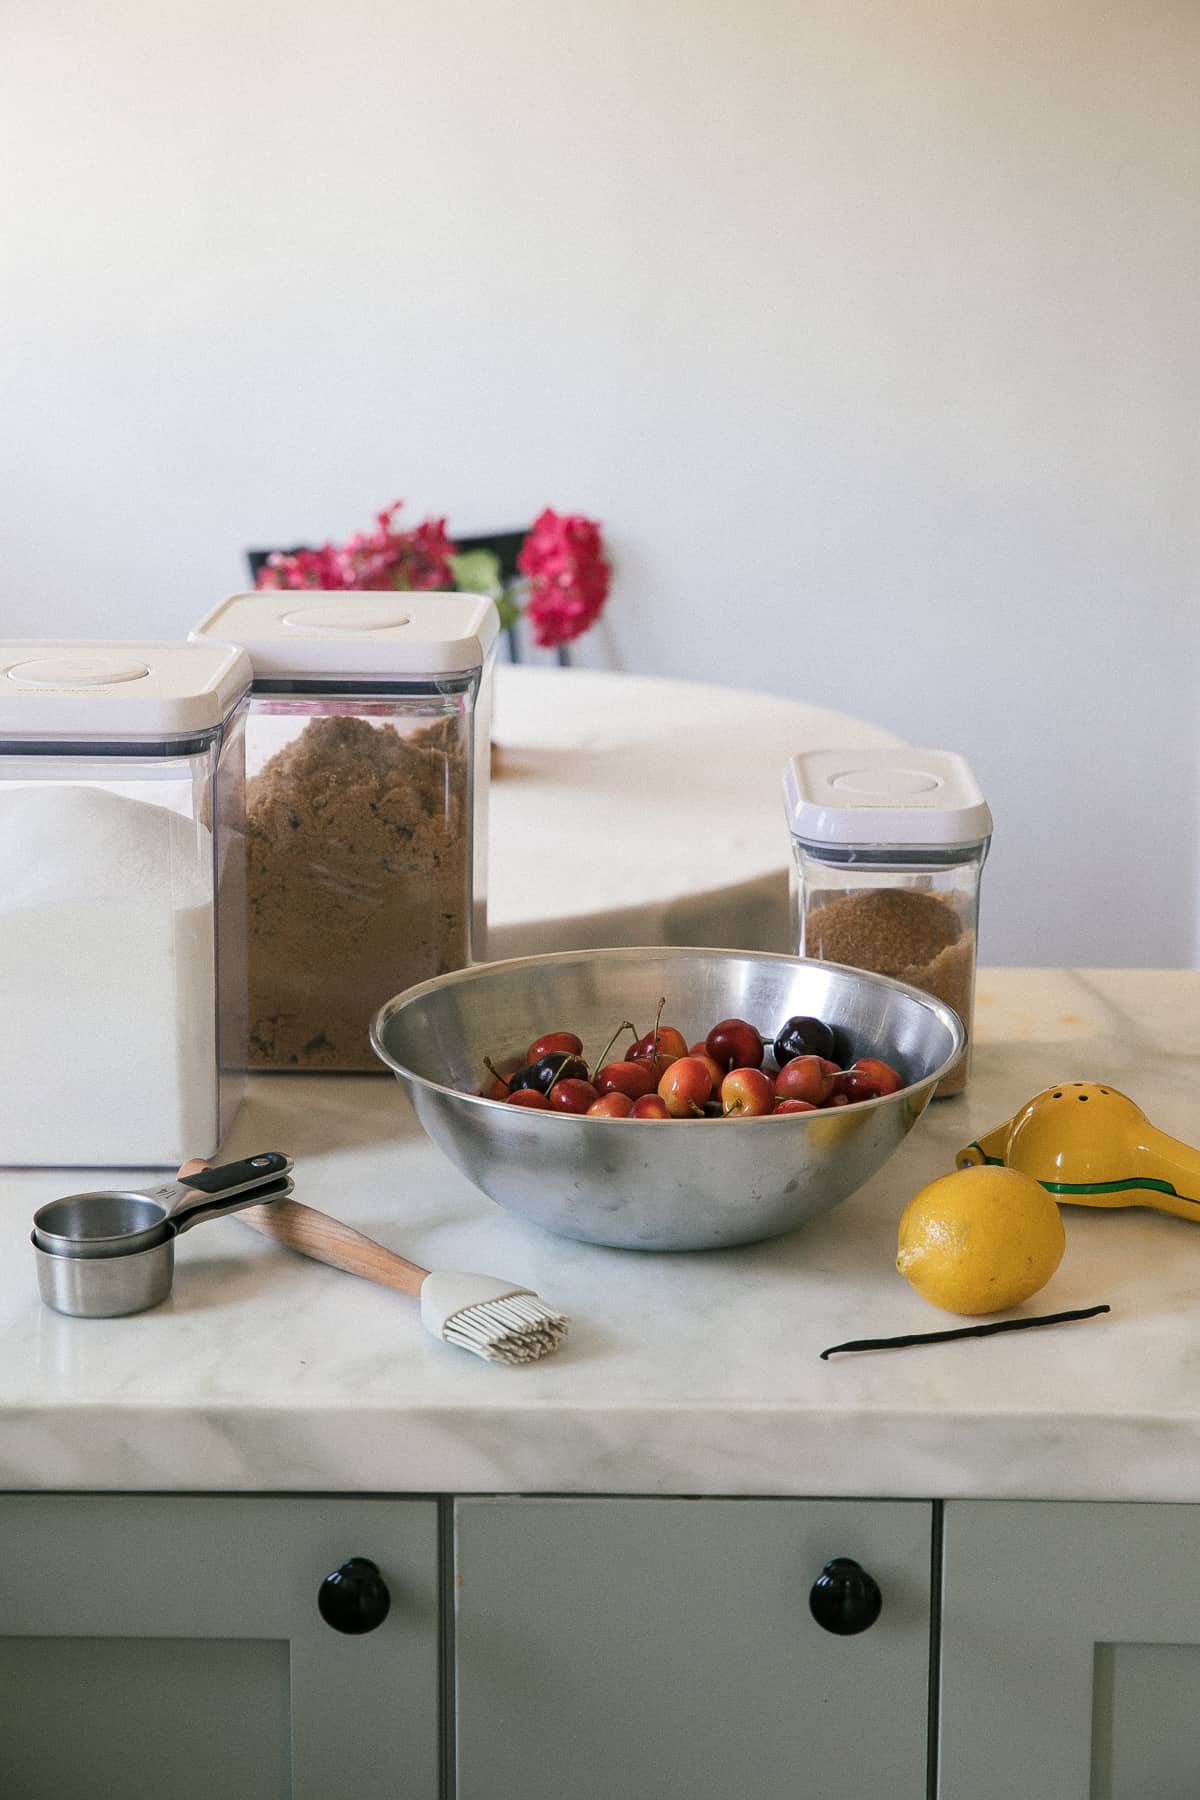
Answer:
[
  {"left": 941, "top": 1500, "right": 1200, "bottom": 1800},
  {"left": 455, "top": 1497, "right": 932, "bottom": 1800},
  {"left": 0, "top": 1495, "right": 438, "bottom": 1800}
]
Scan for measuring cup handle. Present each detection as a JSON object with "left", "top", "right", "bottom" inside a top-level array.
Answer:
[
  {"left": 179, "top": 1153, "right": 291, "bottom": 1196},
  {"left": 168, "top": 1154, "right": 294, "bottom": 1236},
  {"left": 171, "top": 1176, "right": 294, "bottom": 1237}
]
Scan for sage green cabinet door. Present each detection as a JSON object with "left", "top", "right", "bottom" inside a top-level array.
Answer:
[
  {"left": 941, "top": 1501, "right": 1200, "bottom": 1800},
  {"left": 0, "top": 1496, "right": 438, "bottom": 1800},
  {"left": 454, "top": 1497, "right": 933, "bottom": 1800}
]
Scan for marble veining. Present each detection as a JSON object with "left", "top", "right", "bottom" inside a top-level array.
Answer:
[{"left": 4, "top": 968, "right": 1200, "bottom": 1498}]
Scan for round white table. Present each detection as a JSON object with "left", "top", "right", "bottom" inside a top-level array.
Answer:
[{"left": 487, "top": 667, "right": 902, "bottom": 959}]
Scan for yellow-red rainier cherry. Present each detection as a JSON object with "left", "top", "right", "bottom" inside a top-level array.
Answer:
[
  {"left": 774, "top": 1056, "right": 835, "bottom": 1106},
  {"left": 851, "top": 1058, "right": 904, "bottom": 1096},
  {"left": 587, "top": 1091, "right": 634, "bottom": 1117},
  {"left": 832, "top": 1067, "right": 884, "bottom": 1104},
  {"left": 629, "top": 1093, "right": 671, "bottom": 1119},
  {"left": 630, "top": 1025, "right": 688, "bottom": 1066},
  {"left": 720, "top": 1068, "right": 775, "bottom": 1117},
  {"left": 594, "top": 1059, "right": 658, "bottom": 1100},
  {"left": 658, "top": 1056, "right": 715, "bottom": 1118},
  {"left": 690, "top": 1051, "right": 725, "bottom": 1094}
]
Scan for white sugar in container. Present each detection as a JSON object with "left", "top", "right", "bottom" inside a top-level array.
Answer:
[{"left": 0, "top": 641, "right": 252, "bottom": 1165}]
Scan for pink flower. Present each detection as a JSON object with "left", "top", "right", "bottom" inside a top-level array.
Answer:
[
  {"left": 255, "top": 500, "right": 613, "bottom": 652},
  {"left": 256, "top": 501, "right": 456, "bottom": 593},
  {"left": 517, "top": 510, "right": 611, "bottom": 649},
  {"left": 257, "top": 544, "right": 348, "bottom": 590}
]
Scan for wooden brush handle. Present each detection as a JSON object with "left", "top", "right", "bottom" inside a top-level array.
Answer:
[{"left": 238, "top": 1197, "right": 430, "bottom": 1298}]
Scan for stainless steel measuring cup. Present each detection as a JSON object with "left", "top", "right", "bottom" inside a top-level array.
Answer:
[{"left": 32, "top": 1152, "right": 294, "bottom": 1317}]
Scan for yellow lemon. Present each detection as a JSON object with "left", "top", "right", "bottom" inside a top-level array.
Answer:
[{"left": 896, "top": 1165, "right": 1066, "bottom": 1316}]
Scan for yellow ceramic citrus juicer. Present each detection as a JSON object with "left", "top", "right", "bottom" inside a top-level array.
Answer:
[{"left": 957, "top": 1082, "right": 1200, "bottom": 1220}]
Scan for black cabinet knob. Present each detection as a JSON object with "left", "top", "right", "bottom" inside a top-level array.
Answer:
[
  {"left": 808, "top": 1557, "right": 882, "bottom": 1635},
  {"left": 318, "top": 1557, "right": 391, "bottom": 1634}
]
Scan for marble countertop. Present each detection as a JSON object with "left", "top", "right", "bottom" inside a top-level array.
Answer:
[{"left": 4, "top": 967, "right": 1199, "bottom": 1501}]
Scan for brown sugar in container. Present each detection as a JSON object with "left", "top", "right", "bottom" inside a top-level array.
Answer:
[
  {"left": 192, "top": 592, "right": 497, "bottom": 1071},
  {"left": 783, "top": 749, "right": 992, "bottom": 1095}
]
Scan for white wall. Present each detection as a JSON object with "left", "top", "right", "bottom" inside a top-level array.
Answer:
[{"left": 2, "top": 0, "right": 1197, "bottom": 965}]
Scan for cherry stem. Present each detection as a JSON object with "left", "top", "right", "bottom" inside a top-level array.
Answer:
[
  {"left": 591, "top": 1019, "right": 635, "bottom": 1081},
  {"left": 482, "top": 1056, "right": 513, "bottom": 1092},
  {"left": 652, "top": 995, "right": 666, "bottom": 1056}
]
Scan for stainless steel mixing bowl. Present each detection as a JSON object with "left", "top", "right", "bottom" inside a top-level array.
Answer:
[{"left": 371, "top": 947, "right": 965, "bottom": 1252}]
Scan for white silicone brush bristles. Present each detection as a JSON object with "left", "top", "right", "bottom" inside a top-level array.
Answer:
[
  {"left": 442, "top": 1293, "right": 570, "bottom": 1364},
  {"left": 419, "top": 1270, "right": 570, "bottom": 1365}
]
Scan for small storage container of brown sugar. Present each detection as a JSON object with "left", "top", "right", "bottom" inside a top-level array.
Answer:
[
  {"left": 783, "top": 748, "right": 992, "bottom": 1094},
  {"left": 191, "top": 591, "right": 497, "bottom": 1072}
]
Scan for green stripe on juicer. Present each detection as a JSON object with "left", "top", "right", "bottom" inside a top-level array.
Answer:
[{"left": 957, "top": 1083, "right": 1200, "bottom": 1220}]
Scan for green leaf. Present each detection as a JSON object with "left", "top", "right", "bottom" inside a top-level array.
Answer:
[
  {"left": 493, "top": 587, "right": 521, "bottom": 631},
  {"left": 450, "top": 550, "right": 520, "bottom": 630},
  {"left": 449, "top": 549, "right": 502, "bottom": 596}
]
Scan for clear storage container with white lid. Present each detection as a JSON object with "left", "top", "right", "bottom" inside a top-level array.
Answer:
[
  {"left": 190, "top": 591, "right": 498, "bottom": 1072},
  {"left": 0, "top": 640, "right": 252, "bottom": 1165},
  {"left": 783, "top": 748, "right": 992, "bottom": 1094}
]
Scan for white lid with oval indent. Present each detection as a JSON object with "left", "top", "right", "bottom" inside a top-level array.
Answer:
[
  {"left": 0, "top": 641, "right": 253, "bottom": 738},
  {"left": 783, "top": 747, "right": 992, "bottom": 849},
  {"left": 190, "top": 590, "right": 499, "bottom": 678}
]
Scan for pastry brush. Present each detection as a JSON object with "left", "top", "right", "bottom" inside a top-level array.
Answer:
[{"left": 179, "top": 1162, "right": 569, "bottom": 1364}]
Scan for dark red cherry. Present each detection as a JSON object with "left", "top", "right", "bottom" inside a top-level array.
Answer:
[
  {"left": 773, "top": 1015, "right": 837, "bottom": 1066},
  {"left": 515, "top": 1052, "right": 589, "bottom": 1093}
]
